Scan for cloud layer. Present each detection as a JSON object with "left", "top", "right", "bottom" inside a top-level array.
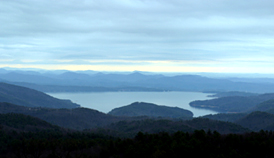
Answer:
[{"left": 1, "top": 0, "right": 274, "bottom": 73}]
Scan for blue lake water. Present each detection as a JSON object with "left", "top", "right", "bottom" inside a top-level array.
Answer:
[{"left": 48, "top": 91, "right": 218, "bottom": 117}]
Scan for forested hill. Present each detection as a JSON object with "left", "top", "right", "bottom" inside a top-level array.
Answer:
[
  {"left": 0, "top": 102, "right": 147, "bottom": 130},
  {"left": 0, "top": 102, "right": 251, "bottom": 134},
  {"left": 190, "top": 93, "right": 274, "bottom": 113},
  {"left": 0, "top": 113, "right": 61, "bottom": 132},
  {"left": 108, "top": 102, "right": 193, "bottom": 119},
  {"left": 250, "top": 99, "right": 274, "bottom": 112},
  {"left": 90, "top": 118, "right": 250, "bottom": 137},
  {"left": 0, "top": 82, "right": 80, "bottom": 109},
  {"left": 235, "top": 111, "right": 274, "bottom": 131}
]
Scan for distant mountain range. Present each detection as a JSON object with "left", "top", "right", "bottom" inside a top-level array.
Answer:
[{"left": 1, "top": 68, "right": 274, "bottom": 93}]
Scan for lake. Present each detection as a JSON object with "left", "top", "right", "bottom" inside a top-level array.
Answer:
[{"left": 48, "top": 91, "right": 218, "bottom": 117}]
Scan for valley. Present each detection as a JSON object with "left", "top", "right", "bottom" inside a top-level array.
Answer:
[{"left": 1, "top": 69, "right": 274, "bottom": 157}]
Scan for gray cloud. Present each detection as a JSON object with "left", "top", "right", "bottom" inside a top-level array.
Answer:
[{"left": 0, "top": 0, "right": 273, "bottom": 72}]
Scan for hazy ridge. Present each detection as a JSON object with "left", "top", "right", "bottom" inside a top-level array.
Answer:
[{"left": 2, "top": 68, "right": 274, "bottom": 93}]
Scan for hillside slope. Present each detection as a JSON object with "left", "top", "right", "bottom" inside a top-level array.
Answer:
[
  {"left": 249, "top": 99, "right": 274, "bottom": 112},
  {"left": 0, "top": 82, "right": 79, "bottom": 109},
  {"left": 0, "top": 113, "right": 61, "bottom": 132},
  {"left": 202, "top": 111, "right": 274, "bottom": 132},
  {"left": 90, "top": 118, "right": 250, "bottom": 137},
  {"left": 190, "top": 93, "right": 274, "bottom": 113},
  {"left": 0, "top": 102, "right": 144, "bottom": 130},
  {"left": 235, "top": 111, "right": 274, "bottom": 131}
]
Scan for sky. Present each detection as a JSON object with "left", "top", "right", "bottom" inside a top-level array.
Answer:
[{"left": 0, "top": 0, "right": 274, "bottom": 73}]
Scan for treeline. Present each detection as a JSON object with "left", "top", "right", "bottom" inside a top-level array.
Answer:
[{"left": 1, "top": 129, "right": 274, "bottom": 158}]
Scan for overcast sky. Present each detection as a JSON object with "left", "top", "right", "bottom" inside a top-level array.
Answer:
[{"left": 0, "top": 0, "right": 274, "bottom": 73}]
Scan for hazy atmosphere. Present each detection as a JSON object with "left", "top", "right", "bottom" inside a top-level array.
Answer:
[
  {"left": 2, "top": 1, "right": 274, "bottom": 157},
  {"left": 1, "top": 0, "right": 274, "bottom": 73}
]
